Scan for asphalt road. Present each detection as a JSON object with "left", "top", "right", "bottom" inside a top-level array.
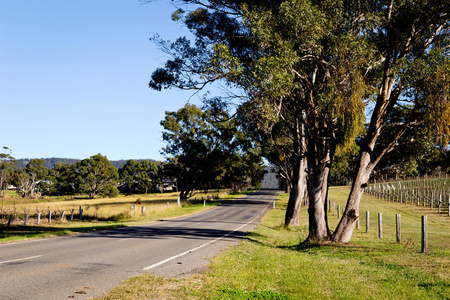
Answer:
[{"left": 0, "top": 190, "right": 280, "bottom": 300}]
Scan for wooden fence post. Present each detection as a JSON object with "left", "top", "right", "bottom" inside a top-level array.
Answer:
[
  {"left": 378, "top": 213, "right": 382, "bottom": 238},
  {"left": 356, "top": 218, "right": 360, "bottom": 230},
  {"left": 70, "top": 209, "right": 74, "bottom": 221},
  {"left": 48, "top": 211, "right": 52, "bottom": 223},
  {"left": 366, "top": 211, "right": 370, "bottom": 233},
  {"left": 79, "top": 208, "right": 83, "bottom": 220},
  {"left": 24, "top": 214, "right": 29, "bottom": 226},
  {"left": 60, "top": 211, "right": 65, "bottom": 221},
  {"left": 7, "top": 214, "right": 13, "bottom": 227},
  {"left": 430, "top": 193, "right": 433, "bottom": 209},
  {"left": 421, "top": 215, "right": 428, "bottom": 253},
  {"left": 177, "top": 198, "right": 181, "bottom": 207},
  {"left": 37, "top": 212, "right": 41, "bottom": 225},
  {"left": 396, "top": 214, "right": 401, "bottom": 244}
]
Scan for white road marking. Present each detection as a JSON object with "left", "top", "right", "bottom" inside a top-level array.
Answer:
[
  {"left": 117, "top": 238, "right": 134, "bottom": 242},
  {"left": 143, "top": 201, "right": 272, "bottom": 271},
  {"left": 0, "top": 255, "right": 43, "bottom": 265}
]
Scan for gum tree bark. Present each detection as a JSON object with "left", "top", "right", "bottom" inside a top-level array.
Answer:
[
  {"left": 284, "top": 117, "right": 307, "bottom": 227},
  {"left": 306, "top": 118, "right": 335, "bottom": 240}
]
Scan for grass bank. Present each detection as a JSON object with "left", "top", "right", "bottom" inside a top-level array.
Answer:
[{"left": 97, "top": 186, "right": 450, "bottom": 300}]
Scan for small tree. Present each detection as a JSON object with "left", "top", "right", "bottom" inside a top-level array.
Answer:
[
  {"left": 119, "top": 160, "right": 160, "bottom": 195},
  {"left": 0, "top": 146, "right": 16, "bottom": 197},
  {"left": 49, "top": 162, "right": 76, "bottom": 196},
  {"left": 25, "top": 159, "right": 48, "bottom": 198}
]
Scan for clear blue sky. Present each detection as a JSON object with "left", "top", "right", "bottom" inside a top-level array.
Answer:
[{"left": 1, "top": 0, "right": 206, "bottom": 161}]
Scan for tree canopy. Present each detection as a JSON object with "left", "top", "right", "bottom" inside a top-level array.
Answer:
[
  {"left": 160, "top": 103, "right": 265, "bottom": 199},
  {"left": 149, "top": 0, "right": 450, "bottom": 243},
  {"left": 71, "top": 154, "right": 119, "bottom": 199},
  {"left": 0, "top": 147, "right": 16, "bottom": 197},
  {"left": 119, "top": 159, "right": 160, "bottom": 195}
]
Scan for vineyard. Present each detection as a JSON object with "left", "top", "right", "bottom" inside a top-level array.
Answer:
[{"left": 366, "top": 175, "right": 450, "bottom": 215}]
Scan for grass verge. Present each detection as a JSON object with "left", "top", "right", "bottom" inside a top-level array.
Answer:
[{"left": 96, "top": 186, "right": 450, "bottom": 300}]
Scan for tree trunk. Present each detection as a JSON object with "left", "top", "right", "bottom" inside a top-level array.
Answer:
[
  {"left": 180, "top": 189, "right": 192, "bottom": 200},
  {"left": 332, "top": 152, "right": 372, "bottom": 242},
  {"left": 285, "top": 116, "right": 308, "bottom": 227},
  {"left": 333, "top": 70, "right": 392, "bottom": 243},
  {"left": 306, "top": 134, "right": 332, "bottom": 241},
  {"left": 284, "top": 155, "right": 307, "bottom": 227}
]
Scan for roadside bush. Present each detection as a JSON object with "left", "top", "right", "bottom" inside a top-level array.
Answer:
[{"left": 100, "top": 185, "right": 119, "bottom": 198}]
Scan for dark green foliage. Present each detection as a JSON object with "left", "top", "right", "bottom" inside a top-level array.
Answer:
[
  {"left": 100, "top": 184, "right": 120, "bottom": 198},
  {"left": 118, "top": 160, "right": 160, "bottom": 195},
  {"left": 160, "top": 103, "right": 265, "bottom": 199},
  {"left": 0, "top": 147, "right": 16, "bottom": 197},
  {"left": 71, "top": 154, "right": 119, "bottom": 199},
  {"left": 48, "top": 162, "right": 75, "bottom": 196},
  {"left": 14, "top": 158, "right": 153, "bottom": 170}
]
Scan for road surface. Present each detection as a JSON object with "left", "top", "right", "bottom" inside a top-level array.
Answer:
[{"left": 0, "top": 190, "right": 280, "bottom": 299}]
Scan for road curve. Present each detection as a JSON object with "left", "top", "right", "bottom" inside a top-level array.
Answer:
[{"left": 0, "top": 190, "right": 280, "bottom": 300}]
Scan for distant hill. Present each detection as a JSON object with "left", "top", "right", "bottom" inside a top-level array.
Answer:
[{"left": 14, "top": 158, "right": 156, "bottom": 169}]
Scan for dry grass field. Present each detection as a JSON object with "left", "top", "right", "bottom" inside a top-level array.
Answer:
[{"left": 0, "top": 189, "right": 239, "bottom": 241}]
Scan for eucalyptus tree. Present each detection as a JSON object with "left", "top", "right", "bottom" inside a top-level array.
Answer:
[
  {"left": 25, "top": 159, "right": 48, "bottom": 198},
  {"left": 0, "top": 147, "right": 15, "bottom": 197},
  {"left": 148, "top": 0, "right": 313, "bottom": 230},
  {"left": 244, "top": 102, "right": 309, "bottom": 227},
  {"left": 148, "top": 0, "right": 369, "bottom": 240},
  {"left": 72, "top": 154, "right": 119, "bottom": 199},
  {"left": 148, "top": 0, "right": 450, "bottom": 242},
  {"left": 160, "top": 103, "right": 264, "bottom": 199},
  {"left": 119, "top": 159, "right": 160, "bottom": 195},
  {"left": 49, "top": 162, "right": 76, "bottom": 195},
  {"left": 333, "top": 0, "right": 450, "bottom": 243}
]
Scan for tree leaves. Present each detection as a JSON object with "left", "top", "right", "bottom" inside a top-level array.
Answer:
[{"left": 160, "top": 103, "right": 264, "bottom": 198}]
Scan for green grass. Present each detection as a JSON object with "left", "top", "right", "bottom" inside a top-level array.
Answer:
[{"left": 96, "top": 186, "right": 450, "bottom": 300}]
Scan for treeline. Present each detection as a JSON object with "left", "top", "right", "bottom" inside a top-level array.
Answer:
[
  {"left": 13, "top": 158, "right": 155, "bottom": 170},
  {"left": 1, "top": 154, "right": 147, "bottom": 199}
]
